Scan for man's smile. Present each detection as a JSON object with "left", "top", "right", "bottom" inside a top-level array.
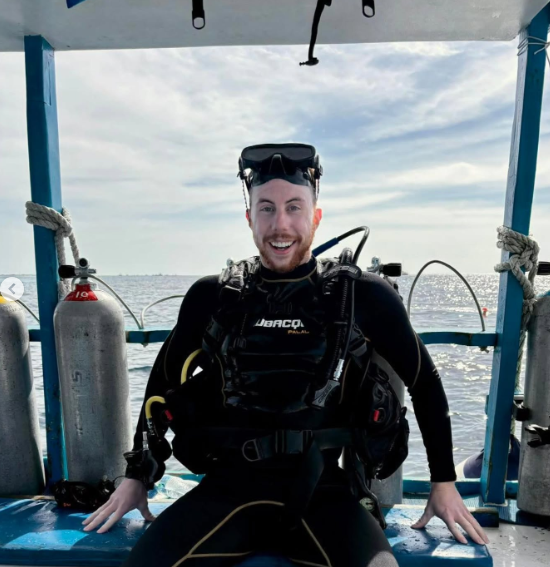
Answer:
[{"left": 268, "top": 240, "right": 296, "bottom": 254}]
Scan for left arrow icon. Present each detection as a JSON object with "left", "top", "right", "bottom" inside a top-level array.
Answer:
[{"left": 1, "top": 278, "right": 25, "bottom": 301}]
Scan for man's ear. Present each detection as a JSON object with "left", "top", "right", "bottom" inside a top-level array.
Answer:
[
  {"left": 245, "top": 209, "right": 252, "bottom": 228},
  {"left": 313, "top": 207, "right": 323, "bottom": 228}
]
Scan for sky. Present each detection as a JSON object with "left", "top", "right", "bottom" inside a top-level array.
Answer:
[{"left": 1, "top": 40, "right": 549, "bottom": 276}]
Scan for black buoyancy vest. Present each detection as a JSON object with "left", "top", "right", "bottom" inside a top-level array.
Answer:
[
  {"left": 166, "top": 255, "right": 408, "bottom": 529},
  {"left": 202, "top": 256, "right": 369, "bottom": 417}
]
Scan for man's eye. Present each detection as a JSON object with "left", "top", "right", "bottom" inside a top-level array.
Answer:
[
  {"left": 261, "top": 207, "right": 274, "bottom": 213},
  {"left": 288, "top": 206, "right": 301, "bottom": 212}
]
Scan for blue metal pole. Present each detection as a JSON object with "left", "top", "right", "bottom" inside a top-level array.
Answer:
[
  {"left": 24, "top": 36, "right": 67, "bottom": 484},
  {"left": 481, "top": 7, "right": 549, "bottom": 504}
]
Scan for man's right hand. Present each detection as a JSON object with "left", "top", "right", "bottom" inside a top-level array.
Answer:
[{"left": 82, "top": 478, "right": 156, "bottom": 534}]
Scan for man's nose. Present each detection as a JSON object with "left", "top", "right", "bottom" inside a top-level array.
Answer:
[{"left": 272, "top": 210, "right": 291, "bottom": 232}]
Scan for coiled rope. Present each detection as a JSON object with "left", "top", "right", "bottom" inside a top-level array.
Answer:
[
  {"left": 25, "top": 202, "right": 81, "bottom": 299},
  {"left": 494, "top": 226, "right": 540, "bottom": 398},
  {"left": 517, "top": 36, "right": 550, "bottom": 68}
]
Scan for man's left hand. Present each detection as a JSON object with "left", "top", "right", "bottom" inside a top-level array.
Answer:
[{"left": 411, "top": 481, "right": 490, "bottom": 545}]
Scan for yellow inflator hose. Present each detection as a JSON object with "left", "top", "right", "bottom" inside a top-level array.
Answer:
[
  {"left": 181, "top": 348, "right": 203, "bottom": 384},
  {"left": 144, "top": 348, "right": 203, "bottom": 422},
  {"left": 145, "top": 396, "right": 166, "bottom": 419}
]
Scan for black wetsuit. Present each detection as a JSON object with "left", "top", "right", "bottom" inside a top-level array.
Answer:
[{"left": 123, "top": 257, "right": 456, "bottom": 567}]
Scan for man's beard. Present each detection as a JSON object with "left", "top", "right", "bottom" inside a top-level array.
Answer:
[{"left": 258, "top": 224, "right": 317, "bottom": 273}]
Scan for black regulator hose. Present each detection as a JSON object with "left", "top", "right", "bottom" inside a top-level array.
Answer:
[
  {"left": 312, "top": 226, "right": 370, "bottom": 264},
  {"left": 343, "top": 275, "right": 356, "bottom": 363},
  {"left": 341, "top": 247, "right": 358, "bottom": 375},
  {"left": 324, "top": 247, "right": 354, "bottom": 383}
]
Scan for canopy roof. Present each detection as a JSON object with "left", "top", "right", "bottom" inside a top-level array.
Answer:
[{"left": 1, "top": 0, "right": 549, "bottom": 52}]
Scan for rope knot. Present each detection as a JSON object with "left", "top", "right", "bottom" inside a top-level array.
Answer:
[
  {"left": 494, "top": 225, "right": 540, "bottom": 394},
  {"left": 517, "top": 35, "right": 550, "bottom": 68},
  {"left": 495, "top": 226, "right": 539, "bottom": 284},
  {"left": 25, "top": 201, "right": 81, "bottom": 300}
]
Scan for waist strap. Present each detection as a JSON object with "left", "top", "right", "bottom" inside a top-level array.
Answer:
[
  {"left": 194, "top": 427, "right": 355, "bottom": 529},
  {"left": 199, "top": 427, "right": 354, "bottom": 462}
]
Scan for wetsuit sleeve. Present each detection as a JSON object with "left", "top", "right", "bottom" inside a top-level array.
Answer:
[
  {"left": 125, "top": 275, "right": 219, "bottom": 480},
  {"left": 355, "top": 276, "right": 457, "bottom": 483}
]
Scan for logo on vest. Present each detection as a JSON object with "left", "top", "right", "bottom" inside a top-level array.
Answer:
[{"left": 254, "top": 318, "right": 310, "bottom": 334}]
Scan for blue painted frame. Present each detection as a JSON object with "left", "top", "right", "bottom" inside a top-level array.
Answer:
[
  {"left": 481, "top": 6, "right": 549, "bottom": 505},
  {"left": 22, "top": 3, "right": 549, "bottom": 504},
  {"left": 24, "top": 36, "right": 67, "bottom": 484}
]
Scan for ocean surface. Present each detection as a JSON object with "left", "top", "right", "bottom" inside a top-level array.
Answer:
[{"left": 8, "top": 272, "right": 548, "bottom": 479}]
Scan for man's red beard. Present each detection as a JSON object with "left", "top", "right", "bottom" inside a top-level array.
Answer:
[{"left": 258, "top": 223, "right": 317, "bottom": 273}]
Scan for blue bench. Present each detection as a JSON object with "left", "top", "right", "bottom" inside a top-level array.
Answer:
[{"left": 0, "top": 498, "right": 492, "bottom": 566}]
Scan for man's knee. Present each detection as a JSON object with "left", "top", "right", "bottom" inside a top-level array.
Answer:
[{"left": 368, "top": 550, "right": 399, "bottom": 567}]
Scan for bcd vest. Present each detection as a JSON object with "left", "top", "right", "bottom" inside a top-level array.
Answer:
[
  {"left": 162, "top": 256, "right": 409, "bottom": 528},
  {"left": 202, "top": 256, "right": 369, "bottom": 417}
]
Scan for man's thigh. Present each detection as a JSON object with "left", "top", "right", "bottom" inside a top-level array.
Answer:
[
  {"left": 123, "top": 479, "right": 285, "bottom": 567},
  {"left": 287, "top": 486, "right": 398, "bottom": 567}
]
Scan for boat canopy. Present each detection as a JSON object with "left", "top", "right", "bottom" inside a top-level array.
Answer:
[{"left": 1, "top": 0, "right": 549, "bottom": 52}]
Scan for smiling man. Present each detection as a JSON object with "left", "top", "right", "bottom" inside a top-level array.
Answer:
[
  {"left": 246, "top": 180, "right": 322, "bottom": 274},
  {"left": 83, "top": 143, "right": 489, "bottom": 566}
]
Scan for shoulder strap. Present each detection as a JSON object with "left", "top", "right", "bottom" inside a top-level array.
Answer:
[
  {"left": 218, "top": 256, "right": 260, "bottom": 305},
  {"left": 202, "top": 257, "right": 260, "bottom": 357}
]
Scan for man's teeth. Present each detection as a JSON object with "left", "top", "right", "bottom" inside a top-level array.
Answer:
[{"left": 270, "top": 241, "right": 294, "bottom": 249}]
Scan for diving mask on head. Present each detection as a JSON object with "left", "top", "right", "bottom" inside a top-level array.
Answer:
[{"left": 238, "top": 143, "right": 323, "bottom": 206}]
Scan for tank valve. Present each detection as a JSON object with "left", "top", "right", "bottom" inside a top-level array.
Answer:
[
  {"left": 366, "top": 258, "right": 402, "bottom": 277},
  {"left": 381, "top": 263, "right": 402, "bottom": 277},
  {"left": 525, "top": 421, "right": 550, "bottom": 448},
  {"left": 58, "top": 258, "right": 97, "bottom": 280}
]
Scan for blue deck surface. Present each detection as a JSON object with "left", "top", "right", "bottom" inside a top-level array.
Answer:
[{"left": 0, "top": 498, "right": 492, "bottom": 566}]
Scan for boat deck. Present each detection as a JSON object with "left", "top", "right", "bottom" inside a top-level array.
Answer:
[
  {"left": 1, "top": 524, "right": 549, "bottom": 567},
  {"left": 1, "top": 487, "right": 549, "bottom": 567},
  {"left": 487, "top": 523, "right": 550, "bottom": 567},
  {"left": 403, "top": 497, "right": 550, "bottom": 567}
]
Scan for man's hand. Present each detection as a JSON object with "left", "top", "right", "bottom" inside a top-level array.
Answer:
[
  {"left": 82, "top": 478, "right": 155, "bottom": 534},
  {"left": 411, "top": 481, "right": 490, "bottom": 545}
]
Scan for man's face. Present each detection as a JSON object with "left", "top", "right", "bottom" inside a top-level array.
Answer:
[{"left": 246, "top": 179, "right": 322, "bottom": 273}]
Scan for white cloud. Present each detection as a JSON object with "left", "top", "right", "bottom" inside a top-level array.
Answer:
[{"left": 1, "top": 39, "right": 549, "bottom": 278}]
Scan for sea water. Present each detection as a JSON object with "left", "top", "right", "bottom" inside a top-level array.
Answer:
[{"left": 10, "top": 272, "right": 548, "bottom": 479}]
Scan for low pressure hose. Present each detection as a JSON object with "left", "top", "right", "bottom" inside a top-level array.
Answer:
[
  {"left": 181, "top": 349, "right": 203, "bottom": 384},
  {"left": 143, "top": 396, "right": 172, "bottom": 463},
  {"left": 407, "top": 260, "right": 486, "bottom": 333},
  {"left": 140, "top": 295, "right": 186, "bottom": 328},
  {"left": 16, "top": 299, "right": 40, "bottom": 324},
  {"left": 145, "top": 396, "right": 167, "bottom": 421},
  {"left": 312, "top": 226, "right": 370, "bottom": 262},
  {"left": 70, "top": 274, "right": 144, "bottom": 330}
]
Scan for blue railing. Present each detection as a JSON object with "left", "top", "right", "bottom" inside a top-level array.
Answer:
[{"left": 27, "top": 327, "right": 498, "bottom": 348}]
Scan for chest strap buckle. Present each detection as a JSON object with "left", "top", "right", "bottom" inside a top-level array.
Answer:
[{"left": 241, "top": 429, "right": 313, "bottom": 462}]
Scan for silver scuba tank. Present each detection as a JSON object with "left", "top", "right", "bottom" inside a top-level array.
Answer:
[
  {"left": 369, "top": 350, "right": 405, "bottom": 506},
  {"left": 0, "top": 295, "right": 45, "bottom": 495},
  {"left": 54, "top": 264, "right": 132, "bottom": 483},
  {"left": 366, "top": 259, "right": 405, "bottom": 506},
  {"left": 517, "top": 287, "right": 550, "bottom": 516}
]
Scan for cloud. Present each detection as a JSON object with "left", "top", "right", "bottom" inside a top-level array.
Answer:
[{"left": 0, "top": 39, "right": 549, "bottom": 277}]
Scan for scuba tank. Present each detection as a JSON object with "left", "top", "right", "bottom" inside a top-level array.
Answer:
[
  {"left": 365, "top": 258, "right": 405, "bottom": 506},
  {"left": 0, "top": 295, "right": 45, "bottom": 495},
  {"left": 54, "top": 260, "right": 132, "bottom": 484},
  {"left": 518, "top": 262, "right": 550, "bottom": 516},
  {"left": 368, "top": 351, "right": 405, "bottom": 505}
]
